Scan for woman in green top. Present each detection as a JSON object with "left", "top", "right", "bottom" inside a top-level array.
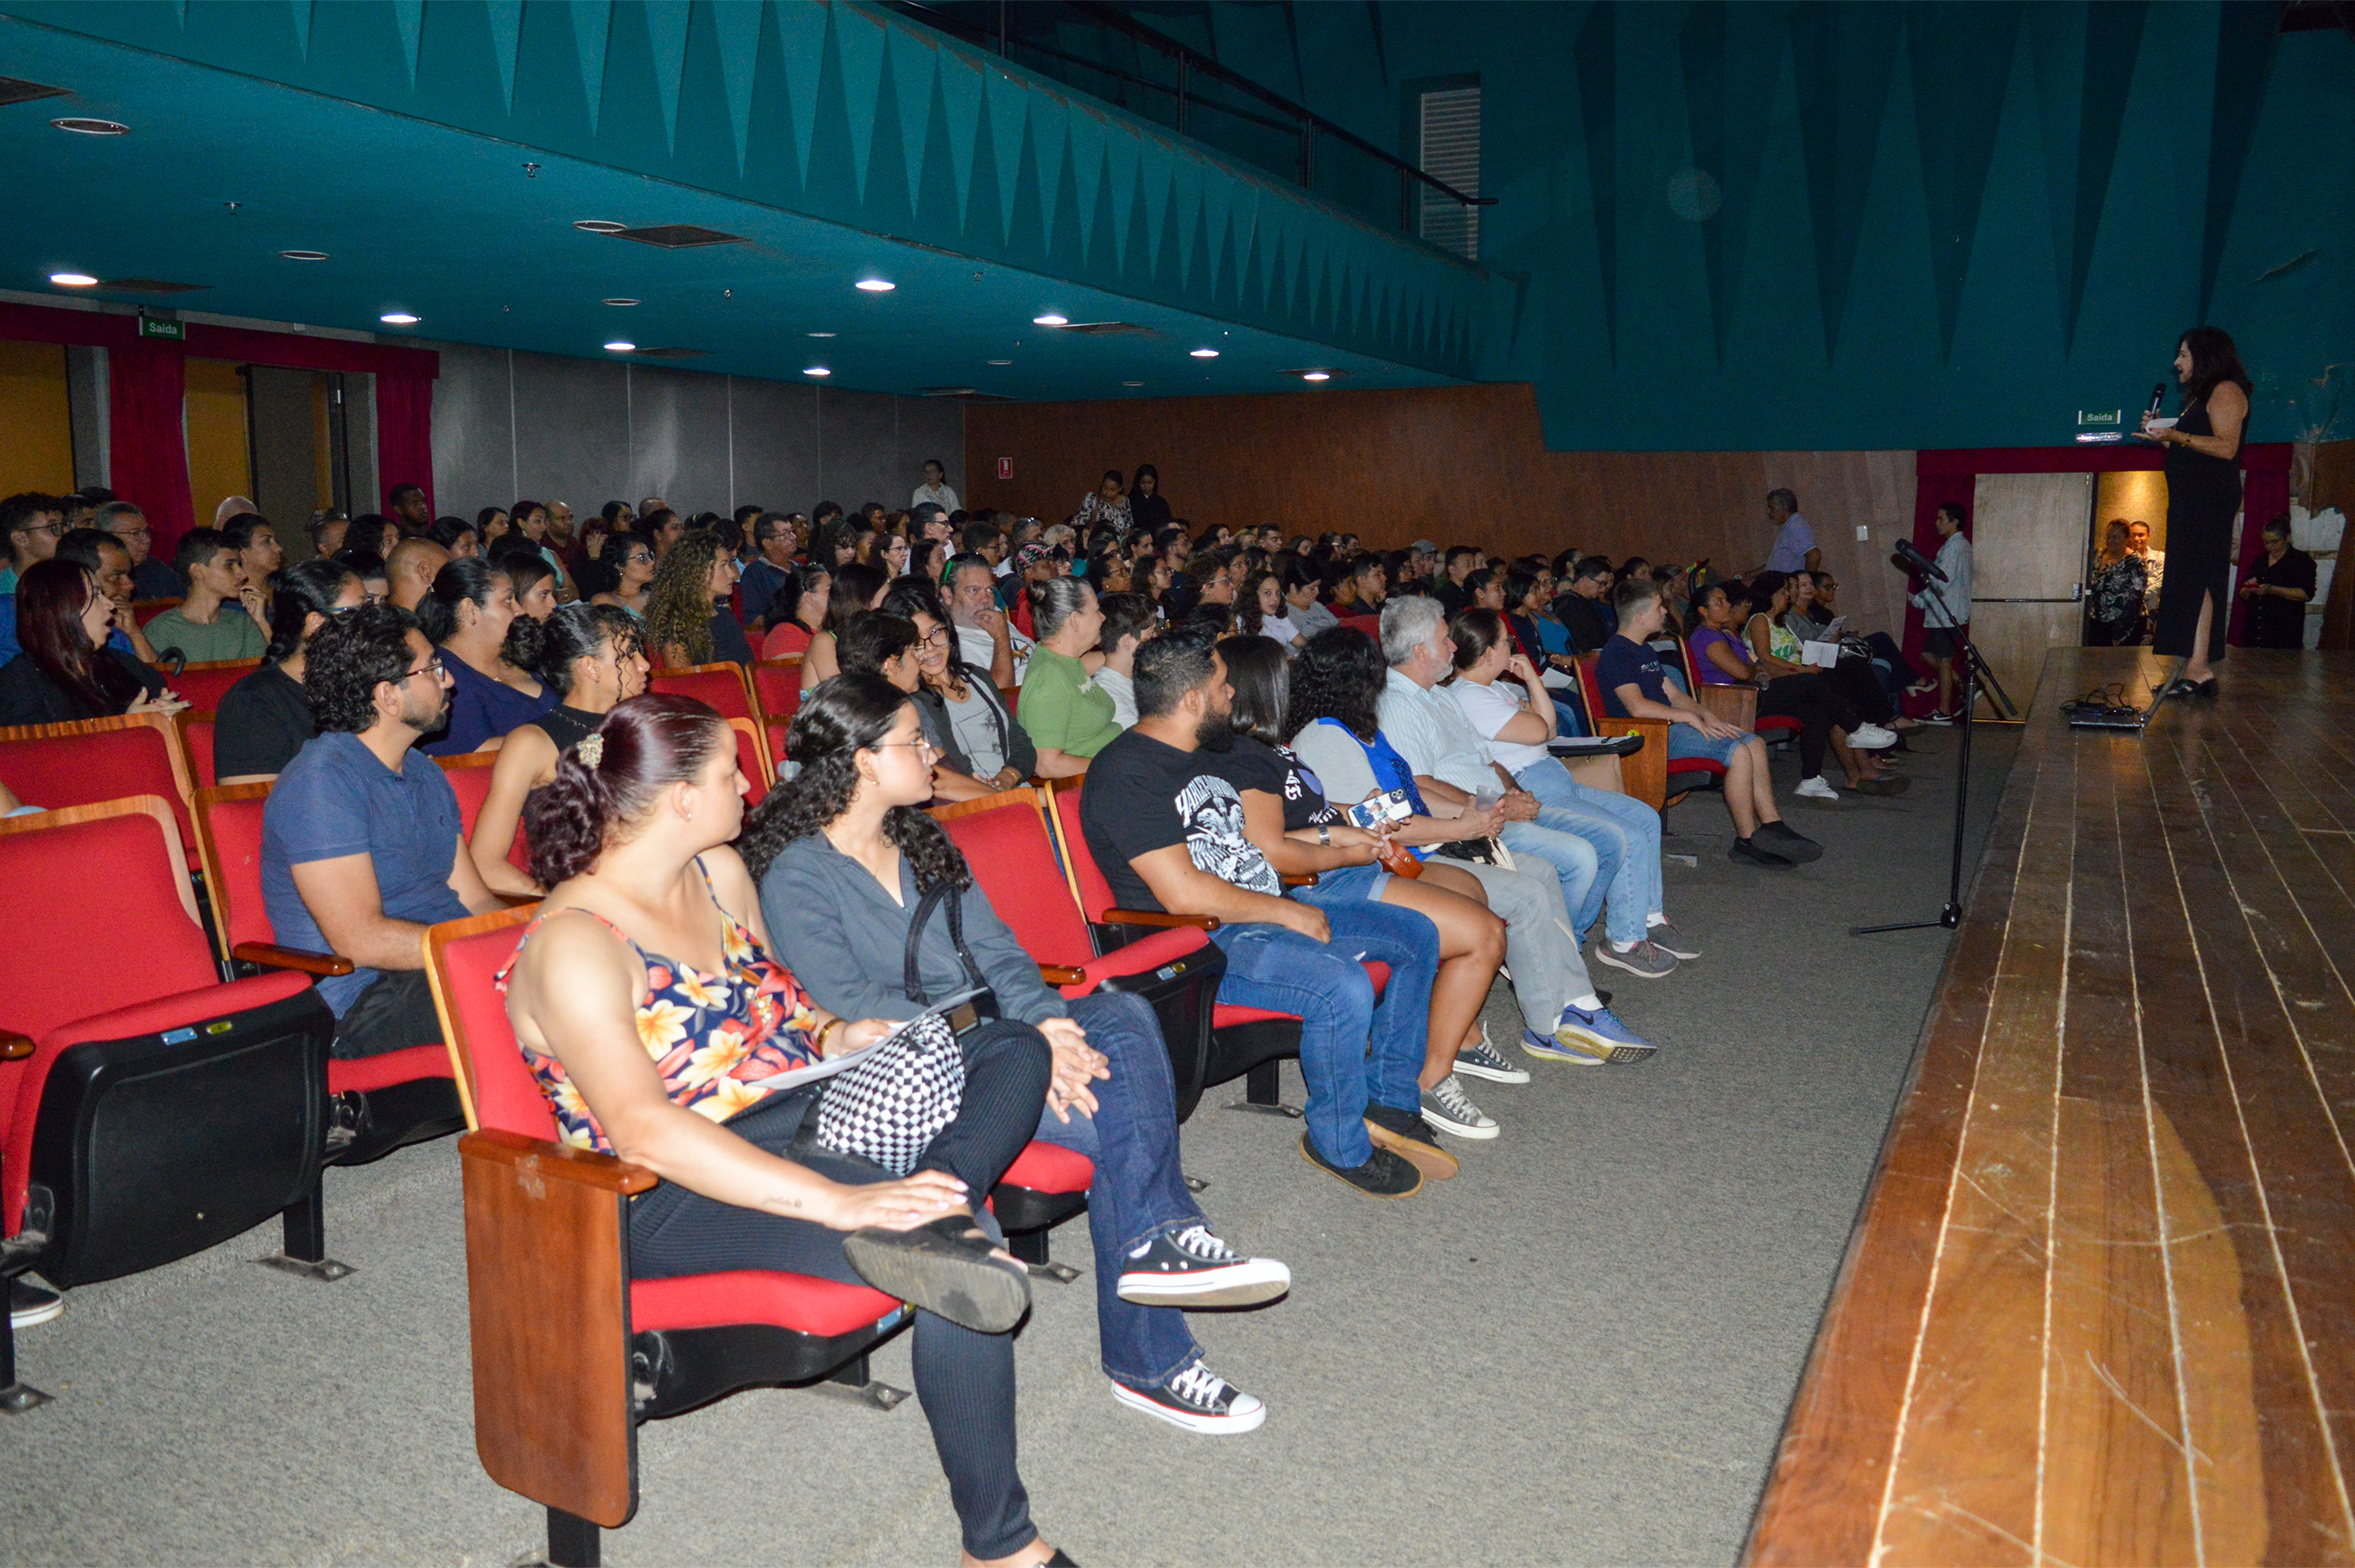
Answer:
[{"left": 1018, "top": 577, "right": 1122, "bottom": 777}]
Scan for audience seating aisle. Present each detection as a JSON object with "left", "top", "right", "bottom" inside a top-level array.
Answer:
[{"left": 2, "top": 479, "right": 1951, "bottom": 1565}]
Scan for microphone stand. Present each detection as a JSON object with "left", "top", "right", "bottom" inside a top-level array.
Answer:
[{"left": 1853, "top": 572, "right": 1978, "bottom": 936}]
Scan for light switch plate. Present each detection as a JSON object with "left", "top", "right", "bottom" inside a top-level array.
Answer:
[{"left": 1855, "top": 525, "right": 1871, "bottom": 541}]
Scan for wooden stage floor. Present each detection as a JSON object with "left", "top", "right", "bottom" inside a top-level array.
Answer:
[{"left": 1746, "top": 648, "right": 2355, "bottom": 1567}]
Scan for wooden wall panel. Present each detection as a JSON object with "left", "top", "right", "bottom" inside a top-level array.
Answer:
[
  {"left": 0, "top": 340, "right": 75, "bottom": 497},
  {"left": 965, "top": 385, "right": 1914, "bottom": 630}
]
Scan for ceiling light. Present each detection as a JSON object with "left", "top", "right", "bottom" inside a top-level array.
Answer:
[
  {"left": 280, "top": 249, "right": 328, "bottom": 261},
  {"left": 1123, "top": 381, "right": 1144, "bottom": 388},
  {"left": 603, "top": 297, "right": 639, "bottom": 306},
  {"left": 988, "top": 359, "right": 1012, "bottom": 366},
  {"left": 1033, "top": 313, "right": 1068, "bottom": 326},
  {"left": 51, "top": 117, "right": 127, "bottom": 136},
  {"left": 854, "top": 278, "right": 895, "bottom": 293},
  {"left": 804, "top": 367, "right": 831, "bottom": 377},
  {"left": 1303, "top": 372, "right": 1331, "bottom": 382},
  {"left": 572, "top": 220, "right": 627, "bottom": 234},
  {"left": 807, "top": 332, "right": 836, "bottom": 338},
  {"left": 1189, "top": 348, "right": 1220, "bottom": 359},
  {"left": 604, "top": 341, "right": 636, "bottom": 353},
  {"left": 380, "top": 312, "right": 420, "bottom": 325},
  {"left": 48, "top": 272, "right": 97, "bottom": 287}
]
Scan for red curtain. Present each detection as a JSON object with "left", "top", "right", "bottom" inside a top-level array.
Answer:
[
  {"left": 106, "top": 341, "right": 196, "bottom": 559},
  {"left": 374, "top": 374, "right": 435, "bottom": 518}
]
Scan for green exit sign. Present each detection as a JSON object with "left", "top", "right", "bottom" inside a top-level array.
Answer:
[
  {"left": 2076, "top": 408, "right": 2120, "bottom": 427},
  {"left": 138, "top": 315, "right": 185, "bottom": 341}
]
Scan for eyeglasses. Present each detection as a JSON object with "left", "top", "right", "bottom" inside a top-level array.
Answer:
[
  {"left": 919, "top": 626, "right": 950, "bottom": 645},
  {"left": 400, "top": 656, "right": 447, "bottom": 683},
  {"left": 870, "top": 737, "right": 939, "bottom": 757}
]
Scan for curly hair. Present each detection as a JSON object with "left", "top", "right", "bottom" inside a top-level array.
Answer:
[
  {"left": 737, "top": 673, "right": 970, "bottom": 893},
  {"left": 643, "top": 530, "right": 729, "bottom": 666},
  {"left": 305, "top": 604, "right": 424, "bottom": 733},
  {"left": 1288, "top": 624, "right": 1386, "bottom": 742},
  {"left": 523, "top": 693, "right": 730, "bottom": 886},
  {"left": 529, "top": 602, "right": 640, "bottom": 697}
]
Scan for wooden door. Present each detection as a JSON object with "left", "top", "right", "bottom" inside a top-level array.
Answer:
[{"left": 1969, "top": 472, "right": 2091, "bottom": 716}]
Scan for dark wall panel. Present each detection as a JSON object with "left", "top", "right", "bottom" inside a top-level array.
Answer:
[{"left": 729, "top": 379, "right": 823, "bottom": 513}]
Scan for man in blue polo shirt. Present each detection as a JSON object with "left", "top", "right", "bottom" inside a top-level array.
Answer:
[{"left": 261, "top": 604, "right": 503, "bottom": 1058}]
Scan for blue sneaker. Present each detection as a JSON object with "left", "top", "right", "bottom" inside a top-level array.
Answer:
[
  {"left": 1522, "top": 1027, "right": 1603, "bottom": 1067},
  {"left": 1552, "top": 1002, "right": 1657, "bottom": 1065}
]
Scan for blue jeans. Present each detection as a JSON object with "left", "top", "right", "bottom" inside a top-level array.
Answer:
[
  {"left": 1516, "top": 764, "right": 1663, "bottom": 946},
  {"left": 1029, "top": 991, "right": 1205, "bottom": 1391},
  {"left": 1207, "top": 899, "right": 1438, "bottom": 1168},
  {"left": 1497, "top": 817, "right": 1605, "bottom": 938}
]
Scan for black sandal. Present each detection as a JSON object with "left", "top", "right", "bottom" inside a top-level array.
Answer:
[{"left": 843, "top": 1214, "right": 1033, "bottom": 1333}]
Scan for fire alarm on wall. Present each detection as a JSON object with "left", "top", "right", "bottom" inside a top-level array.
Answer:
[{"left": 997, "top": 457, "right": 1012, "bottom": 480}]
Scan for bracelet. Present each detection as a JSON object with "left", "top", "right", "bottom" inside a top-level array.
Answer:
[
  {"left": 814, "top": 1017, "right": 845, "bottom": 1056},
  {"left": 1318, "top": 824, "right": 1331, "bottom": 847}
]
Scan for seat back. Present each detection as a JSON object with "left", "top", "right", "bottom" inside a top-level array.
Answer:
[
  {"left": 1338, "top": 613, "right": 1381, "bottom": 639},
  {"left": 423, "top": 906, "right": 552, "bottom": 1140},
  {"left": 651, "top": 664, "right": 755, "bottom": 727},
  {"left": 132, "top": 596, "right": 181, "bottom": 628},
  {"left": 190, "top": 782, "right": 279, "bottom": 956},
  {"left": 1049, "top": 782, "right": 1121, "bottom": 924},
  {"left": 436, "top": 752, "right": 502, "bottom": 839},
  {"left": 0, "top": 713, "right": 196, "bottom": 853},
  {"left": 170, "top": 658, "right": 263, "bottom": 711},
  {"left": 933, "top": 793, "right": 1095, "bottom": 966},
  {"left": 758, "top": 622, "right": 811, "bottom": 661},
  {"left": 728, "top": 718, "right": 773, "bottom": 805},
  {"left": 750, "top": 657, "right": 803, "bottom": 746},
  {"left": 176, "top": 708, "right": 218, "bottom": 789}
]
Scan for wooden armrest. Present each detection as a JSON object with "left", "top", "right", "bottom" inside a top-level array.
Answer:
[
  {"left": 459, "top": 1127, "right": 660, "bottom": 1196},
  {"left": 1037, "top": 963, "right": 1088, "bottom": 987},
  {"left": 230, "top": 941, "right": 357, "bottom": 977},
  {"left": 1099, "top": 908, "right": 1221, "bottom": 932},
  {"left": 1694, "top": 683, "right": 1758, "bottom": 728},
  {"left": 1594, "top": 717, "right": 1672, "bottom": 812},
  {"left": 0, "top": 1031, "right": 33, "bottom": 1061},
  {"left": 1280, "top": 872, "right": 1320, "bottom": 887}
]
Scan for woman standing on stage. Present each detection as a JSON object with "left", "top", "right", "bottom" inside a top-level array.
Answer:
[{"left": 2139, "top": 327, "right": 2250, "bottom": 696}]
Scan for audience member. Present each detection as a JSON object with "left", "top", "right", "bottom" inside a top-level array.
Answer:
[
  {"left": 1599, "top": 577, "right": 1818, "bottom": 866},
  {"left": 1761, "top": 488, "right": 1820, "bottom": 574},
  {"left": 417, "top": 557, "right": 555, "bottom": 755},
  {"left": 96, "top": 501, "right": 182, "bottom": 599},
  {"left": 467, "top": 603, "right": 648, "bottom": 896},
  {"left": 1019, "top": 579, "right": 1123, "bottom": 778},
  {"left": 1432, "top": 546, "right": 1483, "bottom": 616},
  {"left": 1080, "top": 630, "right": 1448, "bottom": 1196},
  {"left": 1282, "top": 559, "right": 1337, "bottom": 641},
  {"left": 638, "top": 507, "right": 686, "bottom": 559},
  {"left": 800, "top": 561, "right": 886, "bottom": 692},
  {"left": 34, "top": 526, "right": 160, "bottom": 667},
  {"left": 760, "top": 564, "right": 829, "bottom": 658},
  {"left": 645, "top": 532, "right": 748, "bottom": 670},
  {"left": 0, "top": 559, "right": 180, "bottom": 724},
  {"left": 427, "top": 516, "right": 482, "bottom": 559},
  {"left": 1091, "top": 591, "right": 1157, "bottom": 727},
  {"left": 0, "top": 492, "right": 65, "bottom": 595},
  {"left": 1127, "top": 464, "right": 1171, "bottom": 533},
  {"left": 1551, "top": 556, "right": 1617, "bottom": 653},
  {"left": 739, "top": 513, "right": 800, "bottom": 633},
  {"left": 333, "top": 548, "right": 390, "bottom": 606},
  {"left": 499, "top": 693, "right": 1064, "bottom": 1563},
  {"left": 588, "top": 532, "right": 655, "bottom": 619},
  {"left": 386, "top": 483, "right": 433, "bottom": 537},
  {"left": 2086, "top": 519, "right": 2148, "bottom": 646},
  {"left": 2239, "top": 513, "right": 2314, "bottom": 649},
  {"left": 224, "top": 517, "right": 282, "bottom": 628},
  {"left": 1739, "top": 572, "right": 1898, "bottom": 800},
  {"left": 1235, "top": 569, "right": 1303, "bottom": 650},
  {"left": 385, "top": 537, "right": 451, "bottom": 613},
  {"left": 743, "top": 671, "right": 1285, "bottom": 1432},
  {"left": 145, "top": 528, "right": 268, "bottom": 663},
  {"left": 496, "top": 546, "right": 561, "bottom": 625},
  {"left": 884, "top": 582, "right": 1037, "bottom": 795},
  {"left": 215, "top": 559, "right": 368, "bottom": 783}
]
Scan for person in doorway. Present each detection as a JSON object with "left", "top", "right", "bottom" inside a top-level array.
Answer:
[
  {"left": 2128, "top": 521, "right": 2165, "bottom": 635},
  {"left": 2085, "top": 519, "right": 2150, "bottom": 647},
  {"left": 2238, "top": 513, "right": 2315, "bottom": 650}
]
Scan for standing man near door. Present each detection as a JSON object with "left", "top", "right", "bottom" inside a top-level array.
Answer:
[
  {"left": 1910, "top": 503, "right": 1974, "bottom": 724},
  {"left": 1760, "top": 489, "right": 1822, "bottom": 575}
]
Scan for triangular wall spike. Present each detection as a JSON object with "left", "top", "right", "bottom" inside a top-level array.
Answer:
[
  {"left": 571, "top": 0, "right": 614, "bottom": 131},
  {"left": 1574, "top": 2, "right": 1616, "bottom": 367},
  {"left": 1028, "top": 96, "right": 1072, "bottom": 250},
  {"left": 934, "top": 50, "right": 983, "bottom": 228},
  {"left": 885, "top": 22, "right": 939, "bottom": 213},
  {"left": 391, "top": 0, "right": 424, "bottom": 87},
  {"left": 831, "top": 2, "right": 886, "bottom": 201},
  {"left": 2062, "top": 0, "right": 2144, "bottom": 352},
  {"left": 775, "top": 0, "right": 827, "bottom": 185},
  {"left": 1787, "top": 2, "right": 1902, "bottom": 363},
  {"left": 287, "top": 0, "right": 313, "bottom": 58},
  {"left": 1908, "top": 1, "right": 2020, "bottom": 364},
  {"left": 1065, "top": 105, "right": 1109, "bottom": 257},
  {"left": 2198, "top": 2, "right": 2280, "bottom": 321},
  {"left": 484, "top": 0, "right": 523, "bottom": 112},
  {"left": 981, "top": 64, "right": 1028, "bottom": 243},
  {"left": 710, "top": 0, "right": 766, "bottom": 173},
  {"left": 640, "top": 0, "right": 691, "bottom": 152},
  {"left": 1680, "top": 1, "right": 1783, "bottom": 368}
]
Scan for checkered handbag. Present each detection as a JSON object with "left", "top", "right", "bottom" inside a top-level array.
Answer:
[
  {"left": 814, "top": 1008, "right": 965, "bottom": 1176},
  {"left": 813, "top": 880, "right": 996, "bottom": 1175}
]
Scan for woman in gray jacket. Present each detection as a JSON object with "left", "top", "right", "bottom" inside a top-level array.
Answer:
[{"left": 739, "top": 673, "right": 1289, "bottom": 1437}]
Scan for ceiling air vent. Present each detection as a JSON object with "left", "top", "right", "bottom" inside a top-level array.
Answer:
[
  {"left": 612, "top": 224, "right": 747, "bottom": 250},
  {"left": 627, "top": 346, "right": 709, "bottom": 359},
  {"left": 100, "top": 278, "right": 209, "bottom": 294},
  {"left": 921, "top": 388, "right": 1015, "bottom": 403},
  {"left": 0, "top": 76, "right": 69, "bottom": 109},
  {"left": 1056, "top": 321, "right": 1155, "bottom": 336}
]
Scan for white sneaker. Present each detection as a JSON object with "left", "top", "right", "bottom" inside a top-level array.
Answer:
[
  {"left": 1795, "top": 776, "right": 1840, "bottom": 801},
  {"left": 1848, "top": 724, "right": 1897, "bottom": 749}
]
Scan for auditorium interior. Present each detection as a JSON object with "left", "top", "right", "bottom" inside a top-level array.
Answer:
[{"left": 2, "top": 3, "right": 2354, "bottom": 1565}]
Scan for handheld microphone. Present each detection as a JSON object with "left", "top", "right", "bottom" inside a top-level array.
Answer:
[
  {"left": 1895, "top": 537, "right": 1947, "bottom": 582},
  {"left": 2146, "top": 382, "right": 2167, "bottom": 422}
]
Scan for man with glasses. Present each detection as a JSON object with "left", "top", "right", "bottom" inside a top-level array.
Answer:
[
  {"left": 0, "top": 493, "right": 65, "bottom": 596},
  {"left": 97, "top": 501, "right": 180, "bottom": 599},
  {"left": 261, "top": 605, "right": 502, "bottom": 1059}
]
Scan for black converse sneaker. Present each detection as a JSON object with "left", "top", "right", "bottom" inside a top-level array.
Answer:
[
  {"left": 1111, "top": 1359, "right": 1267, "bottom": 1435},
  {"left": 1116, "top": 1224, "right": 1291, "bottom": 1307}
]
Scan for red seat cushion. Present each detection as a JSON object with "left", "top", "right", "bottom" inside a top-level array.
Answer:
[
  {"left": 1214, "top": 1003, "right": 1300, "bottom": 1029},
  {"left": 328, "top": 1044, "right": 455, "bottom": 1095},
  {"left": 631, "top": 1269, "right": 903, "bottom": 1336},
  {"left": 1002, "top": 1139, "right": 1093, "bottom": 1195}
]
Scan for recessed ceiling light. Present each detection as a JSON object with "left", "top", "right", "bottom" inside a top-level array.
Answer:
[
  {"left": 380, "top": 312, "right": 420, "bottom": 325},
  {"left": 572, "top": 220, "right": 627, "bottom": 234},
  {"left": 988, "top": 359, "right": 1012, "bottom": 366},
  {"left": 804, "top": 366, "right": 831, "bottom": 377},
  {"left": 807, "top": 332, "right": 836, "bottom": 338},
  {"left": 604, "top": 341, "right": 636, "bottom": 352},
  {"left": 48, "top": 272, "right": 97, "bottom": 287},
  {"left": 603, "top": 297, "right": 639, "bottom": 307},
  {"left": 280, "top": 249, "right": 328, "bottom": 262},
  {"left": 1033, "top": 314, "right": 1068, "bottom": 326},
  {"left": 1303, "top": 372, "right": 1331, "bottom": 382},
  {"left": 1123, "top": 381, "right": 1144, "bottom": 388},
  {"left": 51, "top": 117, "right": 127, "bottom": 136},
  {"left": 1189, "top": 348, "right": 1220, "bottom": 359},
  {"left": 854, "top": 278, "right": 895, "bottom": 292}
]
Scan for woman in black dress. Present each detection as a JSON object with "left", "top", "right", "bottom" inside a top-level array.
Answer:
[{"left": 2139, "top": 326, "right": 2250, "bottom": 694}]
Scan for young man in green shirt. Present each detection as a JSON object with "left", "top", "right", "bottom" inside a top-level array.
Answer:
[{"left": 144, "top": 528, "right": 268, "bottom": 663}]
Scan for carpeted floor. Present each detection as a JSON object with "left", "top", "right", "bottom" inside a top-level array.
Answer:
[{"left": 2, "top": 724, "right": 2018, "bottom": 1568}]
